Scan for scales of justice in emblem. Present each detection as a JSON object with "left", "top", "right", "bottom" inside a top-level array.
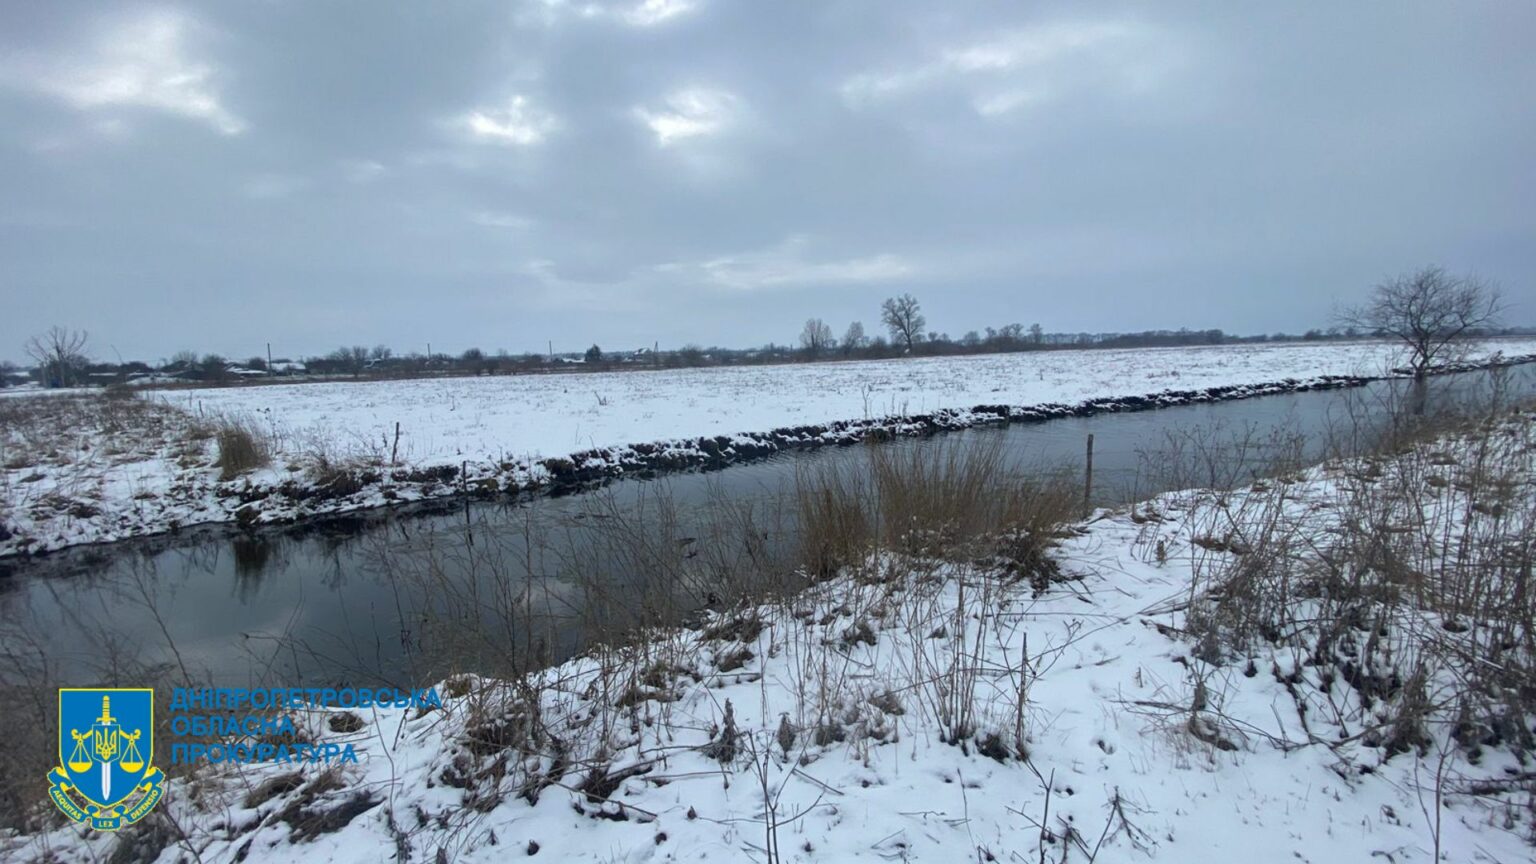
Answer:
[{"left": 49, "top": 688, "right": 165, "bottom": 831}]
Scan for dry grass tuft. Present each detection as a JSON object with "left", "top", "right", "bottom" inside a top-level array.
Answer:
[
  {"left": 215, "top": 417, "right": 272, "bottom": 480},
  {"left": 797, "top": 438, "right": 1077, "bottom": 579}
]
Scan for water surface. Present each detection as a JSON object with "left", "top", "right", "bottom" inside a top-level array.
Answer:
[{"left": 2, "top": 366, "right": 1528, "bottom": 688}]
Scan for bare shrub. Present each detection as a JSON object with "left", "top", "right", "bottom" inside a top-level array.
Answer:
[
  {"left": 306, "top": 451, "right": 364, "bottom": 495},
  {"left": 0, "top": 680, "right": 52, "bottom": 831},
  {"left": 1138, "top": 418, "right": 1308, "bottom": 495},
  {"left": 1180, "top": 399, "right": 1536, "bottom": 763}
]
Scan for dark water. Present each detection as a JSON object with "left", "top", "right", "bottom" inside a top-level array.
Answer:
[{"left": 2, "top": 366, "right": 1530, "bottom": 689}]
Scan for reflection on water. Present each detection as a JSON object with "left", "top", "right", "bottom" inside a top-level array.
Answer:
[{"left": 2, "top": 365, "right": 1530, "bottom": 688}]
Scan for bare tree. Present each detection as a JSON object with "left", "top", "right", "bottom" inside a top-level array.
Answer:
[
  {"left": 799, "top": 318, "right": 834, "bottom": 357},
  {"left": 1338, "top": 265, "right": 1503, "bottom": 379},
  {"left": 880, "top": 294, "right": 925, "bottom": 352},
  {"left": 25, "top": 326, "right": 90, "bottom": 388},
  {"left": 327, "top": 345, "right": 370, "bottom": 376},
  {"left": 841, "top": 321, "right": 866, "bottom": 354},
  {"left": 199, "top": 353, "right": 229, "bottom": 383},
  {"left": 461, "top": 346, "right": 486, "bottom": 374},
  {"left": 1028, "top": 323, "right": 1043, "bottom": 344}
]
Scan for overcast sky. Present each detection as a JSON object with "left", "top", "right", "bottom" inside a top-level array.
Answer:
[{"left": 1, "top": 1, "right": 1531, "bottom": 363}]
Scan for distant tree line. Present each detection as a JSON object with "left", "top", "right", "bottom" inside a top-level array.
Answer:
[
  {"left": 6, "top": 267, "right": 1521, "bottom": 389},
  {"left": 787, "top": 289, "right": 1521, "bottom": 364}
]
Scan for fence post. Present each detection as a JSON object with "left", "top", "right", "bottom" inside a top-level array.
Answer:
[{"left": 1084, "top": 433, "right": 1095, "bottom": 515}]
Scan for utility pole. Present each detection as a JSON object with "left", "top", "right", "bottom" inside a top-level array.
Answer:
[{"left": 266, "top": 342, "right": 273, "bottom": 376}]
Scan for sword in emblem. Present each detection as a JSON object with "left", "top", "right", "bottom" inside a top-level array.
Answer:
[{"left": 94, "top": 695, "right": 117, "bottom": 803}]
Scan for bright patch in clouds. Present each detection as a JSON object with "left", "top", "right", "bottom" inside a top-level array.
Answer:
[
  {"left": 843, "top": 19, "right": 1177, "bottom": 117},
  {"left": 340, "top": 159, "right": 386, "bottom": 183},
  {"left": 635, "top": 87, "right": 737, "bottom": 145},
  {"left": 625, "top": 0, "right": 696, "bottom": 27},
  {"left": 1, "top": 8, "right": 244, "bottom": 135},
  {"left": 463, "top": 95, "right": 557, "bottom": 146},
  {"left": 526, "top": 0, "right": 698, "bottom": 29},
  {"left": 470, "top": 210, "right": 533, "bottom": 229},
  {"left": 943, "top": 22, "right": 1134, "bottom": 72},
  {"left": 973, "top": 89, "right": 1041, "bottom": 117},
  {"left": 662, "top": 236, "right": 913, "bottom": 291},
  {"left": 242, "top": 173, "right": 307, "bottom": 200}
]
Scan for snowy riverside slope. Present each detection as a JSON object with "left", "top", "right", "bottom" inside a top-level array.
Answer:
[
  {"left": 3, "top": 339, "right": 1535, "bottom": 556},
  {"left": 10, "top": 433, "right": 1535, "bottom": 863}
]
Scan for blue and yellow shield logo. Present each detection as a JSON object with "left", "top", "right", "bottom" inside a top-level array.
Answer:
[{"left": 48, "top": 689, "right": 164, "bottom": 830}]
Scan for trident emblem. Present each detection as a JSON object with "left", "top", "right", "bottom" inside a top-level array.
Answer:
[{"left": 50, "top": 688, "right": 163, "bottom": 831}]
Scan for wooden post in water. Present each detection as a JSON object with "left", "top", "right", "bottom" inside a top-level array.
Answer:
[
  {"left": 462, "top": 459, "right": 473, "bottom": 546},
  {"left": 1084, "top": 433, "right": 1095, "bottom": 515}
]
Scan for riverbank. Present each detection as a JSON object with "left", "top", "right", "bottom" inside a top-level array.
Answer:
[
  {"left": 3, "top": 340, "right": 1533, "bottom": 558},
  {"left": 7, "top": 406, "right": 1533, "bottom": 862}
]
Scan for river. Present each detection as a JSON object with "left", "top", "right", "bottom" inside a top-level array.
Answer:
[{"left": 1, "top": 365, "right": 1530, "bottom": 690}]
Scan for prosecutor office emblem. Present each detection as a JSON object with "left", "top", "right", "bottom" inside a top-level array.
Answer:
[{"left": 49, "top": 688, "right": 165, "bottom": 830}]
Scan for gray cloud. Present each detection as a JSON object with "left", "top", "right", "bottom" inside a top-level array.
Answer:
[
  {"left": 1, "top": 7, "right": 245, "bottom": 137},
  {"left": 1, "top": 1, "right": 1531, "bottom": 362}
]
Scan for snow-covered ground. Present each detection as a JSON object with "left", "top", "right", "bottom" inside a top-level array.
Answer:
[
  {"left": 9, "top": 413, "right": 1533, "bottom": 863},
  {"left": 3, "top": 339, "right": 1534, "bottom": 556},
  {"left": 159, "top": 340, "right": 1535, "bottom": 462}
]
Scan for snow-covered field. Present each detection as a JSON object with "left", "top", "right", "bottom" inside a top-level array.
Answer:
[
  {"left": 3, "top": 339, "right": 1534, "bottom": 556},
  {"left": 159, "top": 340, "right": 1533, "bottom": 462},
  {"left": 10, "top": 413, "right": 1534, "bottom": 863}
]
